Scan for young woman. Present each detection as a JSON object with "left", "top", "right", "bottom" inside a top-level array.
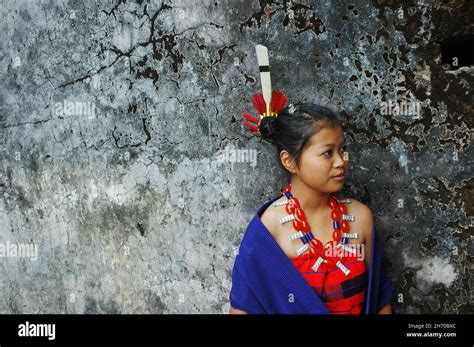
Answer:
[{"left": 229, "top": 101, "right": 393, "bottom": 314}]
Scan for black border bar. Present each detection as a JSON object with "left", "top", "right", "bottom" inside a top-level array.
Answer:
[{"left": 0, "top": 314, "right": 471, "bottom": 345}]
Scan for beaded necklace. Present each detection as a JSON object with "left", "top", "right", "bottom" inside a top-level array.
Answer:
[{"left": 275, "top": 183, "right": 359, "bottom": 276}]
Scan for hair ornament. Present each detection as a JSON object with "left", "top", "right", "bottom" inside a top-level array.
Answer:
[{"left": 242, "top": 45, "right": 288, "bottom": 134}]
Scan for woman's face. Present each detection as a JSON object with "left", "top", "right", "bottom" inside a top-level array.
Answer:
[{"left": 295, "top": 125, "right": 348, "bottom": 193}]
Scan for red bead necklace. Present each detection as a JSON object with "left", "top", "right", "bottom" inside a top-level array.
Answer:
[{"left": 280, "top": 183, "right": 359, "bottom": 275}]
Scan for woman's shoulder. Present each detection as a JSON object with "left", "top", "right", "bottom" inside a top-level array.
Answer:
[
  {"left": 341, "top": 197, "right": 374, "bottom": 241},
  {"left": 259, "top": 196, "right": 287, "bottom": 237},
  {"left": 344, "top": 197, "right": 373, "bottom": 220}
]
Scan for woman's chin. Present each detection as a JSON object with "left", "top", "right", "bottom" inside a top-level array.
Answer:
[
  {"left": 331, "top": 176, "right": 345, "bottom": 186},
  {"left": 322, "top": 184, "right": 344, "bottom": 194}
]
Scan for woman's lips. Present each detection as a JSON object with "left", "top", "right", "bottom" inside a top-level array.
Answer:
[{"left": 332, "top": 174, "right": 345, "bottom": 181}]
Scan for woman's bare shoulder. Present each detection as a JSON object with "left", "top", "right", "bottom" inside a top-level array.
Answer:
[
  {"left": 343, "top": 197, "right": 374, "bottom": 241},
  {"left": 347, "top": 198, "right": 373, "bottom": 220},
  {"left": 260, "top": 196, "right": 286, "bottom": 237}
]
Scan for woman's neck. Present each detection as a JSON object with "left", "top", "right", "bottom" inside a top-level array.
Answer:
[{"left": 288, "top": 176, "right": 331, "bottom": 217}]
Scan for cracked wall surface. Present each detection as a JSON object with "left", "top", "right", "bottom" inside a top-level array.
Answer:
[{"left": 0, "top": 0, "right": 472, "bottom": 313}]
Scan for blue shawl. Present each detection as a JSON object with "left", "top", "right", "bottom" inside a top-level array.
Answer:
[{"left": 230, "top": 195, "right": 393, "bottom": 314}]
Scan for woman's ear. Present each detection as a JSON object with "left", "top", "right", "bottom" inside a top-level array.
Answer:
[{"left": 280, "top": 150, "right": 298, "bottom": 174}]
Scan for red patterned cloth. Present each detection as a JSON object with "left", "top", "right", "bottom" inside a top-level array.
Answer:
[{"left": 291, "top": 252, "right": 367, "bottom": 314}]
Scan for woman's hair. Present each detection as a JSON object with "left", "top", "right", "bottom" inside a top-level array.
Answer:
[{"left": 259, "top": 103, "right": 342, "bottom": 167}]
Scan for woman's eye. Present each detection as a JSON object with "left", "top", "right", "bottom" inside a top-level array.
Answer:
[{"left": 322, "top": 147, "right": 346, "bottom": 158}]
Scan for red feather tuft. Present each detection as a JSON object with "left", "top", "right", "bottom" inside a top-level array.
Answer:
[
  {"left": 243, "top": 121, "right": 259, "bottom": 132},
  {"left": 243, "top": 113, "right": 260, "bottom": 124},
  {"left": 252, "top": 93, "right": 267, "bottom": 115},
  {"left": 271, "top": 90, "right": 287, "bottom": 114}
]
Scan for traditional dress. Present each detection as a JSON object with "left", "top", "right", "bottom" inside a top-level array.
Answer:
[
  {"left": 291, "top": 252, "right": 367, "bottom": 314},
  {"left": 230, "top": 195, "right": 393, "bottom": 314}
]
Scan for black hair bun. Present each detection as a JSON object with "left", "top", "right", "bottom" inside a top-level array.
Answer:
[{"left": 259, "top": 116, "right": 276, "bottom": 143}]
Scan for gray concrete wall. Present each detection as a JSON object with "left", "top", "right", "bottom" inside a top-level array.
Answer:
[{"left": 0, "top": 0, "right": 471, "bottom": 313}]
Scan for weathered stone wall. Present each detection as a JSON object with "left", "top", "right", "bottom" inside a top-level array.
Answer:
[{"left": 0, "top": 0, "right": 471, "bottom": 313}]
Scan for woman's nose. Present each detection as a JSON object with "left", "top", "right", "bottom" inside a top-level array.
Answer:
[{"left": 334, "top": 150, "right": 346, "bottom": 167}]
